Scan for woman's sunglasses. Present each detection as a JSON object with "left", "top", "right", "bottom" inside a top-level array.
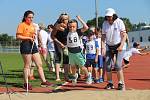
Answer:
[{"left": 61, "top": 13, "right": 68, "bottom": 16}]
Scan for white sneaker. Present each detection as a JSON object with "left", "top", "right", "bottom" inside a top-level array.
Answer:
[
  {"left": 86, "top": 72, "right": 92, "bottom": 84},
  {"left": 52, "top": 68, "right": 55, "bottom": 72},
  {"left": 56, "top": 79, "right": 61, "bottom": 82},
  {"left": 72, "top": 73, "right": 78, "bottom": 86}
]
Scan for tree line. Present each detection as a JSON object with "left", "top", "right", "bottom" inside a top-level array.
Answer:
[
  {"left": 87, "top": 16, "right": 150, "bottom": 32},
  {"left": 0, "top": 34, "right": 19, "bottom": 46},
  {"left": 0, "top": 16, "right": 149, "bottom": 44}
]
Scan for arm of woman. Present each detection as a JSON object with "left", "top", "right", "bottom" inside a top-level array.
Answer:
[
  {"left": 117, "top": 31, "right": 127, "bottom": 52},
  {"left": 16, "top": 34, "right": 33, "bottom": 41},
  {"left": 51, "top": 26, "right": 65, "bottom": 48}
]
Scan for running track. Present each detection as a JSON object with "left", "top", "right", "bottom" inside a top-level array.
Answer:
[
  {"left": 0, "top": 55, "right": 150, "bottom": 93},
  {"left": 58, "top": 54, "right": 150, "bottom": 91}
]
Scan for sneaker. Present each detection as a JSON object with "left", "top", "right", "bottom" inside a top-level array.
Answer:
[
  {"left": 23, "top": 83, "right": 32, "bottom": 90},
  {"left": 117, "top": 83, "right": 125, "bottom": 90},
  {"left": 55, "top": 79, "right": 61, "bottom": 82},
  {"left": 52, "top": 68, "right": 55, "bottom": 72},
  {"left": 112, "top": 68, "right": 116, "bottom": 71},
  {"left": 29, "top": 76, "right": 35, "bottom": 80},
  {"left": 78, "top": 73, "right": 81, "bottom": 80},
  {"left": 86, "top": 73, "right": 92, "bottom": 84},
  {"left": 95, "top": 79, "right": 100, "bottom": 83},
  {"left": 41, "top": 81, "right": 53, "bottom": 87},
  {"left": 105, "top": 83, "right": 114, "bottom": 89},
  {"left": 72, "top": 73, "right": 78, "bottom": 86},
  {"left": 99, "top": 77, "right": 104, "bottom": 83}
]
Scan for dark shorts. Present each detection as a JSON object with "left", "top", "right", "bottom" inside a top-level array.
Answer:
[
  {"left": 20, "top": 41, "right": 38, "bottom": 54},
  {"left": 85, "top": 59, "right": 97, "bottom": 68},
  {"left": 123, "top": 59, "right": 129, "bottom": 65},
  {"left": 54, "top": 44, "right": 69, "bottom": 64}
]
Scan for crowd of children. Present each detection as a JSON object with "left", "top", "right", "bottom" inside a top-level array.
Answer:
[{"left": 16, "top": 8, "right": 149, "bottom": 91}]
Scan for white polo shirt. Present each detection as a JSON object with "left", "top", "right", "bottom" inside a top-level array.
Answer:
[{"left": 102, "top": 18, "right": 126, "bottom": 46}]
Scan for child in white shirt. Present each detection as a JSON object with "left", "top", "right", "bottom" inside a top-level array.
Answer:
[{"left": 123, "top": 42, "right": 149, "bottom": 68}]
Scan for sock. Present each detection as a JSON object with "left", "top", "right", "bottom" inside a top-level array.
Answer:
[{"left": 108, "top": 80, "right": 113, "bottom": 84}]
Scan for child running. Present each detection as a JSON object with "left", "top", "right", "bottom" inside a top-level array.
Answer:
[
  {"left": 123, "top": 42, "right": 149, "bottom": 68},
  {"left": 67, "top": 16, "right": 92, "bottom": 85}
]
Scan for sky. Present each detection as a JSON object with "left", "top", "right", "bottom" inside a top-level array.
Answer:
[{"left": 0, "top": 0, "right": 149, "bottom": 36}]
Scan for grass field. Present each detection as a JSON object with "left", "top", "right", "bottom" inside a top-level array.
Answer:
[{"left": 0, "top": 53, "right": 64, "bottom": 88}]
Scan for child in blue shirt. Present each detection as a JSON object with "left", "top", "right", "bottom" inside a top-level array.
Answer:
[{"left": 85, "top": 32, "right": 99, "bottom": 84}]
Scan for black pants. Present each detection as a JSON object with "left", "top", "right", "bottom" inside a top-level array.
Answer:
[{"left": 54, "top": 43, "right": 69, "bottom": 64}]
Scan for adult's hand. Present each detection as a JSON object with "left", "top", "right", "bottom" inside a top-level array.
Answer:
[
  {"left": 117, "top": 45, "right": 123, "bottom": 52},
  {"left": 60, "top": 43, "right": 65, "bottom": 49}
]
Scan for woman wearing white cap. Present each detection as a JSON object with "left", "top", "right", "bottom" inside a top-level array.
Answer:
[{"left": 102, "top": 8, "right": 127, "bottom": 90}]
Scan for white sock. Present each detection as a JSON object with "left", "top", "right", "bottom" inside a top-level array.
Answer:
[{"left": 119, "top": 81, "right": 124, "bottom": 84}]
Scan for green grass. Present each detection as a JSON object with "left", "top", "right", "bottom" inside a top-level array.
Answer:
[{"left": 0, "top": 53, "right": 65, "bottom": 88}]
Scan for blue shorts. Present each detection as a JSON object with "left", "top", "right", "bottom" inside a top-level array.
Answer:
[
  {"left": 20, "top": 41, "right": 38, "bottom": 54},
  {"left": 85, "top": 59, "right": 97, "bottom": 68},
  {"left": 97, "top": 55, "right": 103, "bottom": 68}
]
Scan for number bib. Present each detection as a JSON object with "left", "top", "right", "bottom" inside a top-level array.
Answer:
[
  {"left": 86, "top": 40, "right": 96, "bottom": 54},
  {"left": 67, "top": 32, "right": 81, "bottom": 47}
]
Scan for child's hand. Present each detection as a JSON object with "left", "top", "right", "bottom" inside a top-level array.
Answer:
[
  {"left": 60, "top": 43, "right": 65, "bottom": 49},
  {"left": 76, "top": 15, "right": 81, "bottom": 20}
]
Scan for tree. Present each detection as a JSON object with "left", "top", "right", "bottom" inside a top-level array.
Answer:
[
  {"left": 136, "top": 22, "right": 147, "bottom": 30},
  {"left": 132, "top": 24, "right": 138, "bottom": 31},
  {"left": 87, "top": 16, "right": 133, "bottom": 32},
  {"left": 0, "top": 33, "right": 18, "bottom": 46},
  {"left": 87, "top": 16, "right": 105, "bottom": 28},
  {"left": 120, "top": 18, "right": 132, "bottom": 32}
]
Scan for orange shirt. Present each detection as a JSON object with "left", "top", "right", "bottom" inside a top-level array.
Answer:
[{"left": 16, "top": 22, "right": 35, "bottom": 38}]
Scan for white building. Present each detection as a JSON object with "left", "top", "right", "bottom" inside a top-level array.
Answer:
[{"left": 128, "top": 29, "right": 150, "bottom": 47}]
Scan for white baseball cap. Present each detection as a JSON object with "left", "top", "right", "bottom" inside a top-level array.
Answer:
[{"left": 105, "top": 8, "right": 116, "bottom": 16}]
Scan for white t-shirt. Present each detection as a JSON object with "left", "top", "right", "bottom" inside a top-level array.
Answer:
[
  {"left": 67, "top": 32, "right": 81, "bottom": 48},
  {"left": 39, "top": 30, "right": 49, "bottom": 48},
  {"left": 86, "top": 40, "right": 98, "bottom": 54},
  {"left": 123, "top": 48, "right": 141, "bottom": 61},
  {"left": 102, "top": 18, "right": 126, "bottom": 46},
  {"left": 33, "top": 23, "right": 40, "bottom": 47},
  {"left": 95, "top": 37, "right": 102, "bottom": 55},
  {"left": 47, "top": 32, "right": 55, "bottom": 51},
  {"left": 80, "top": 36, "right": 84, "bottom": 50}
]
